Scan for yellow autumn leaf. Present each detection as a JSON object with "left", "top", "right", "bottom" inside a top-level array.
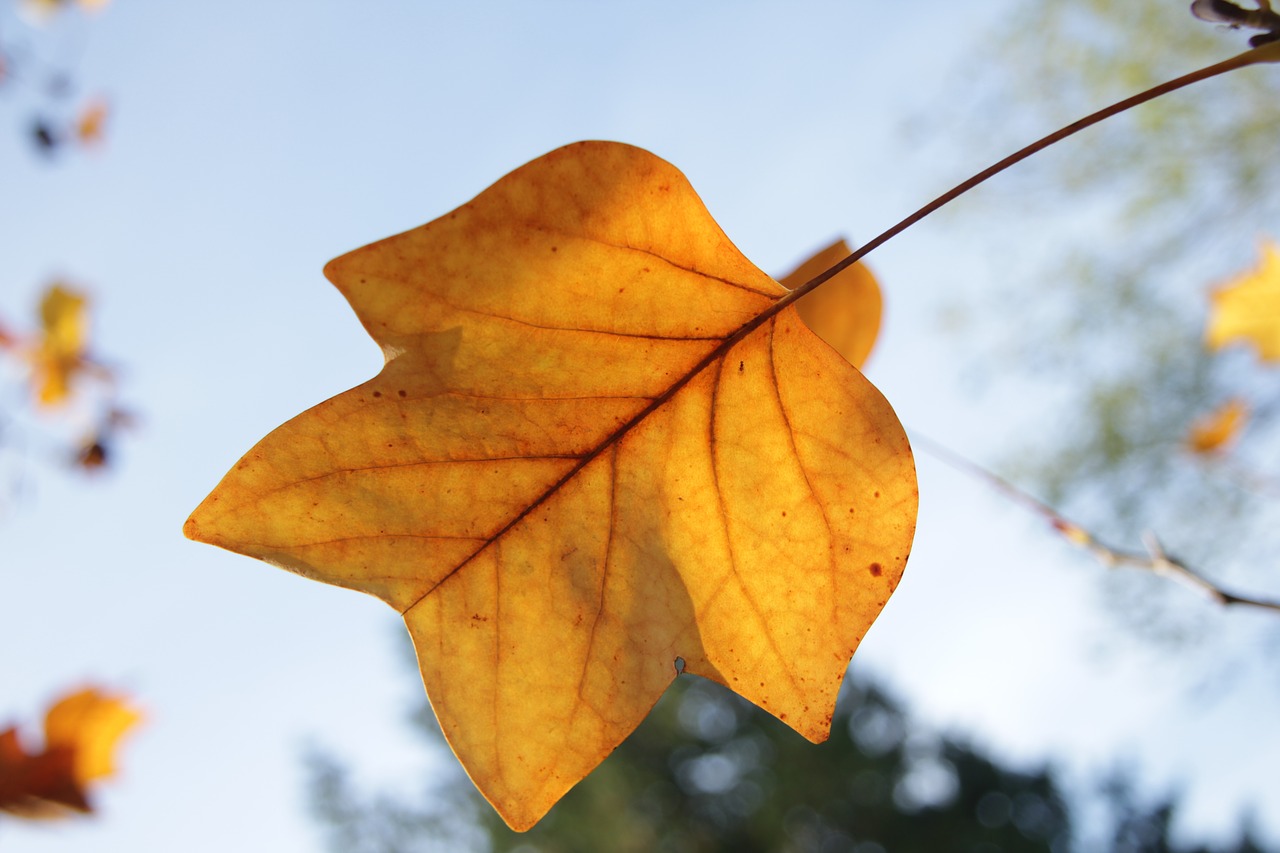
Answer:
[
  {"left": 782, "top": 238, "right": 882, "bottom": 369},
  {"left": 0, "top": 687, "right": 141, "bottom": 819},
  {"left": 185, "top": 141, "right": 917, "bottom": 830},
  {"left": 1186, "top": 397, "right": 1249, "bottom": 454},
  {"left": 43, "top": 688, "right": 141, "bottom": 784},
  {"left": 1206, "top": 239, "right": 1280, "bottom": 360},
  {"left": 30, "top": 283, "right": 91, "bottom": 407}
]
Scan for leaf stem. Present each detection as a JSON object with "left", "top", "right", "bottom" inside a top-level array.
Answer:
[{"left": 776, "top": 42, "right": 1280, "bottom": 312}]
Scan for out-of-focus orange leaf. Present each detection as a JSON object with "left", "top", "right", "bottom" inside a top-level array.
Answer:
[
  {"left": 19, "top": 0, "right": 68, "bottom": 19},
  {"left": 1206, "top": 240, "right": 1280, "bottom": 360},
  {"left": 75, "top": 98, "right": 109, "bottom": 146},
  {"left": 20, "top": 0, "right": 108, "bottom": 19},
  {"left": 0, "top": 687, "right": 141, "bottom": 819},
  {"left": 43, "top": 689, "right": 139, "bottom": 784},
  {"left": 1186, "top": 397, "right": 1249, "bottom": 454},
  {"left": 185, "top": 141, "right": 918, "bottom": 830},
  {"left": 30, "top": 283, "right": 91, "bottom": 407},
  {"left": 781, "top": 238, "right": 882, "bottom": 369}
]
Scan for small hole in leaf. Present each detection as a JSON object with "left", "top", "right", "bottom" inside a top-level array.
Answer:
[{"left": 674, "top": 656, "right": 686, "bottom": 675}]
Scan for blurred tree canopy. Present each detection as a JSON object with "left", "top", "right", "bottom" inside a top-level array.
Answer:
[{"left": 309, "top": 672, "right": 1270, "bottom": 852}]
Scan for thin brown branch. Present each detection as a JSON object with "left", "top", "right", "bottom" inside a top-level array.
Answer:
[{"left": 911, "top": 432, "right": 1280, "bottom": 615}]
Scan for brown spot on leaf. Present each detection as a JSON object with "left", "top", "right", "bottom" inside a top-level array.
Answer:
[{"left": 868, "top": 562, "right": 882, "bottom": 577}]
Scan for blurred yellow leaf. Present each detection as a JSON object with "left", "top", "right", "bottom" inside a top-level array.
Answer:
[
  {"left": 781, "top": 238, "right": 882, "bottom": 369},
  {"left": 186, "top": 141, "right": 917, "bottom": 830},
  {"left": 1206, "top": 240, "right": 1280, "bottom": 360},
  {"left": 30, "top": 283, "right": 91, "bottom": 407},
  {"left": 0, "top": 687, "right": 141, "bottom": 820},
  {"left": 43, "top": 688, "right": 140, "bottom": 784},
  {"left": 1186, "top": 397, "right": 1249, "bottom": 454}
]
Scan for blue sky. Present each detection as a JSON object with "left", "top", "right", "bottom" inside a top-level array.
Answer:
[{"left": 2, "top": 1, "right": 1278, "bottom": 850}]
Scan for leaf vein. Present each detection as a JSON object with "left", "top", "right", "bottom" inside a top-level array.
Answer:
[
  {"left": 289, "top": 533, "right": 488, "bottom": 547},
  {"left": 457, "top": 302, "right": 725, "bottom": 341},
  {"left": 767, "top": 318, "right": 838, "bottom": 624},
  {"left": 577, "top": 444, "right": 617, "bottom": 702},
  {"left": 285, "top": 454, "right": 583, "bottom": 487},
  {"left": 534, "top": 224, "right": 782, "bottom": 299},
  {"left": 402, "top": 296, "right": 797, "bottom": 616},
  {"left": 708, "top": 354, "right": 798, "bottom": 690}
]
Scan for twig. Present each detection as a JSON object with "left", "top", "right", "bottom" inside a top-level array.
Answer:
[
  {"left": 910, "top": 432, "right": 1280, "bottom": 614},
  {"left": 1191, "top": 0, "right": 1280, "bottom": 47}
]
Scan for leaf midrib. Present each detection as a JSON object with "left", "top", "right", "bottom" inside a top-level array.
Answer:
[{"left": 401, "top": 270, "right": 827, "bottom": 616}]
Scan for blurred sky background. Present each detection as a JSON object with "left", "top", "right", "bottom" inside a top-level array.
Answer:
[{"left": 3, "top": 1, "right": 1278, "bottom": 850}]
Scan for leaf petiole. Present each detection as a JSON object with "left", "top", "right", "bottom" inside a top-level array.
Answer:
[{"left": 779, "top": 42, "right": 1280, "bottom": 314}]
